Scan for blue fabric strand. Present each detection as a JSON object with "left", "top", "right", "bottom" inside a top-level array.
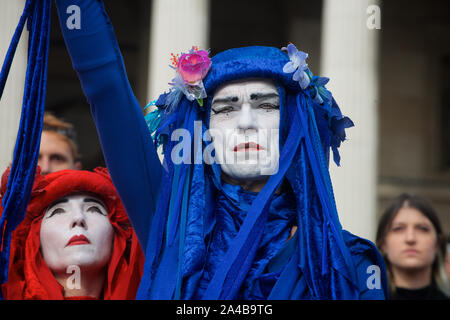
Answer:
[
  {"left": 296, "top": 93, "right": 358, "bottom": 296},
  {"left": 0, "top": 0, "right": 51, "bottom": 299},
  {"left": 175, "top": 165, "right": 191, "bottom": 300}
]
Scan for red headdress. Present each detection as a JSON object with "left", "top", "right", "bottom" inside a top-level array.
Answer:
[{"left": 0, "top": 167, "right": 144, "bottom": 300}]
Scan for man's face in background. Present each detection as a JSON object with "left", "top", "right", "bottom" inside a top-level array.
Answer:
[{"left": 38, "top": 130, "right": 81, "bottom": 175}]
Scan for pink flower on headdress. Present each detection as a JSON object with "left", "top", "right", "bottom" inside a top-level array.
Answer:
[
  {"left": 168, "top": 46, "right": 211, "bottom": 107},
  {"left": 177, "top": 49, "right": 211, "bottom": 85}
]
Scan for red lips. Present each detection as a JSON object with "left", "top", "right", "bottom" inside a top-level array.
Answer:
[
  {"left": 233, "top": 142, "right": 263, "bottom": 152},
  {"left": 66, "top": 234, "right": 90, "bottom": 247}
]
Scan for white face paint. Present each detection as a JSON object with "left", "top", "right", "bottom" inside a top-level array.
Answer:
[
  {"left": 209, "top": 79, "right": 280, "bottom": 181},
  {"left": 40, "top": 194, "right": 114, "bottom": 275}
]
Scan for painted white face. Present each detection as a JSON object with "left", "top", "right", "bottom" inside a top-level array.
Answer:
[
  {"left": 40, "top": 194, "right": 114, "bottom": 275},
  {"left": 209, "top": 79, "right": 280, "bottom": 181}
]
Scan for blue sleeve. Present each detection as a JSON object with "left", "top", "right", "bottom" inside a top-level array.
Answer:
[{"left": 54, "top": 0, "right": 162, "bottom": 251}]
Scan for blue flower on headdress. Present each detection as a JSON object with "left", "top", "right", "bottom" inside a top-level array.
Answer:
[
  {"left": 323, "top": 99, "right": 354, "bottom": 166},
  {"left": 308, "top": 74, "right": 334, "bottom": 117},
  {"left": 330, "top": 112, "right": 354, "bottom": 166},
  {"left": 310, "top": 75, "right": 331, "bottom": 105},
  {"left": 282, "top": 43, "right": 310, "bottom": 89}
]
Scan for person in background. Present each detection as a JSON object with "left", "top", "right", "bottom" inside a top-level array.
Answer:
[
  {"left": 39, "top": 112, "right": 82, "bottom": 175},
  {"left": 376, "top": 193, "right": 450, "bottom": 299}
]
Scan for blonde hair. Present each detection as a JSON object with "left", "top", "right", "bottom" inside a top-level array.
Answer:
[{"left": 43, "top": 112, "right": 80, "bottom": 161}]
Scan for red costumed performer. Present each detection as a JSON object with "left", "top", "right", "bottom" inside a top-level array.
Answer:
[{"left": 0, "top": 167, "right": 144, "bottom": 300}]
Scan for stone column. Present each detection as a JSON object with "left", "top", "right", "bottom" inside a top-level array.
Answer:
[
  {"left": 320, "top": 0, "right": 381, "bottom": 240},
  {"left": 0, "top": 0, "right": 28, "bottom": 174},
  {"left": 147, "top": 0, "right": 210, "bottom": 103}
]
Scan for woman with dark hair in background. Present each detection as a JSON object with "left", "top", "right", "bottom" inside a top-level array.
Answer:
[{"left": 376, "top": 193, "right": 449, "bottom": 299}]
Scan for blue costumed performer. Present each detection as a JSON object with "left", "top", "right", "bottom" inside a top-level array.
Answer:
[{"left": 52, "top": 0, "right": 388, "bottom": 299}]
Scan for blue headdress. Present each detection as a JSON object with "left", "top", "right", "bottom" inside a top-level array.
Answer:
[{"left": 140, "top": 44, "right": 358, "bottom": 299}]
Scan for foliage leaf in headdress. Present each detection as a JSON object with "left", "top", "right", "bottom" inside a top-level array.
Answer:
[{"left": 282, "top": 43, "right": 354, "bottom": 167}]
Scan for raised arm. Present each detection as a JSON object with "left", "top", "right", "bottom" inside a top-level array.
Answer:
[{"left": 54, "top": 0, "right": 162, "bottom": 251}]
